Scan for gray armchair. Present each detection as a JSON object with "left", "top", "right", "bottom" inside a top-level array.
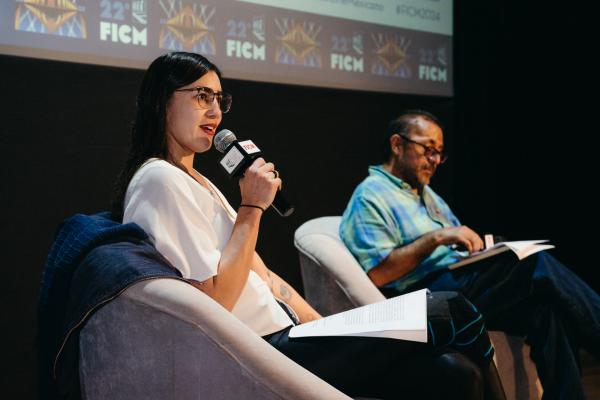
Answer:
[
  {"left": 294, "top": 216, "right": 542, "bottom": 400},
  {"left": 78, "top": 278, "right": 352, "bottom": 400}
]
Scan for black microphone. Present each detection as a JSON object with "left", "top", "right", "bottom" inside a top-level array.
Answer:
[{"left": 214, "top": 129, "right": 295, "bottom": 217}]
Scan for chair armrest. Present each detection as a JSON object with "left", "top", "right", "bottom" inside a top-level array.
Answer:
[
  {"left": 79, "top": 278, "right": 351, "bottom": 400},
  {"left": 294, "top": 216, "right": 385, "bottom": 310}
]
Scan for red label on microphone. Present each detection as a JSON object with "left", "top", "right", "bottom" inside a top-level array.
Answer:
[{"left": 239, "top": 140, "right": 261, "bottom": 154}]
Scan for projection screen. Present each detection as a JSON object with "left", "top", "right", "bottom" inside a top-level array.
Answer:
[{"left": 0, "top": 0, "right": 453, "bottom": 96}]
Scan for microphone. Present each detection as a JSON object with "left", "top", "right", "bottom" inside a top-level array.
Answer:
[{"left": 214, "top": 129, "right": 295, "bottom": 217}]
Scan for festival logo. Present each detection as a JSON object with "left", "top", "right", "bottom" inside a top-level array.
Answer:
[
  {"left": 99, "top": 0, "right": 147, "bottom": 46},
  {"left": 158, "top": 0, "right": 215, "bottom": 54},
  {"left": 417, "top": 45, "right": 448, "bottom": 83},
  {"left": 275, "top": 18, "right": 321, "bottom": 68},
  {"left": 370, "top": 33, "right": 411, "bottom": 78},
  {"left": 330, "top": 32, "right": 364, "bottom": 73},
  {"left": 225, "top": 16, "right": 265, "bottom": 61},
  {"left": 15, "top": 0, "right": 87, "bottom": 39}
]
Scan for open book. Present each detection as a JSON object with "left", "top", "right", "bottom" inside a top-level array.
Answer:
[
  {"left": 449, "top": 240, "right": 554, "bottom": 270},
  {"left": 289, "top": 289, "right": 428, "bottom": 343}
]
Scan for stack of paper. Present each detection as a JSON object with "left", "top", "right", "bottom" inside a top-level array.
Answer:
[{"left": 289, "top": 289, "right": 428, "bottom": 343}]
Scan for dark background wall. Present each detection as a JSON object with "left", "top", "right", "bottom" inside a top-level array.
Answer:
[{"left": 0, "top": 1, "right": 594, "bottom": 398}]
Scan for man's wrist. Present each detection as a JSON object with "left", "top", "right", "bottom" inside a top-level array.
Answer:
[{"left": 428, "top": 229, "right": 445, "bottom": 248}]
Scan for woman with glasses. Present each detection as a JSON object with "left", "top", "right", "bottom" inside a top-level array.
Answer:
[{"left": 111, "top": 52, "right": 504, "bottom": 400}]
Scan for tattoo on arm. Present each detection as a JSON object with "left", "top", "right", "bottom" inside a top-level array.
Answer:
[
  {"left": 266, "top": 269, "right": 294, "bottom": 302},
  {"left": 279, "top": 283, "right": 292, "bottom": 301},
  {"left": 267, "top": 271, "right": 275, "bottom": 291}
]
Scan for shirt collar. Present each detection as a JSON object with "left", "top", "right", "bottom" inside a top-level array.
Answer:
[
  {"left": 369, "top": 165, "right": 417, "bottom": 193},
  {"left": 369, "top": 165, "right": 448, "bottom": 225}
]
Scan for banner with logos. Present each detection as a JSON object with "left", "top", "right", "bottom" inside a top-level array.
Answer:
[{"left": 1, "top": 0, "right": 453, "bottom": 96}]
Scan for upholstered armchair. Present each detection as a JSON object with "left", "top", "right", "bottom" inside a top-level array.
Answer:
[
  {"left": 294, "top": 216, "right": 542, "bottom": 400},
  {"left": 78, "top": 278, "right": 352, "bottom": 400}
]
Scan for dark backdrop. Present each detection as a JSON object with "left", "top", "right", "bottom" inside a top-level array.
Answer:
[{"left": 0, "top": 1, "right": 594, "bottom": 398}]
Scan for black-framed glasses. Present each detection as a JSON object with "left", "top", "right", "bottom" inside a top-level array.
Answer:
[
  {"left": 399, "top": 134, "right": 448, "bottom": 164},
  {"left": 174, "top": 86, "right": 232, "bottom": 113}
]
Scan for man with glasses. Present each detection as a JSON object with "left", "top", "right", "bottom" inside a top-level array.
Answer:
[{"left": 339, "top": 110, "right": 600, "bottom": 399}]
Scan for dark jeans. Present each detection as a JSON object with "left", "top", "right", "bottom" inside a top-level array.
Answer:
[
  {"left": 392, "top": 251, "right": 600, "bottom": 400},
  {"left": 264, "top": 291, "right": 494, "bottom": 400}
]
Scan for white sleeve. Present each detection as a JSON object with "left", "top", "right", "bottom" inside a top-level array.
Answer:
[{"left": 123, "top": 164, "right": 221, "bottom": 282}]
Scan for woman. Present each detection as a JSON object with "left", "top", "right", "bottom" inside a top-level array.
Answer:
[{"left": 112, "top": 52, "right": 504, "bottom": 399}]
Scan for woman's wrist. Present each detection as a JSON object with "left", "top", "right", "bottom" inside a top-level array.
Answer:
[{"left": 239, "top": 203, "right": 266, "bottom": 213}]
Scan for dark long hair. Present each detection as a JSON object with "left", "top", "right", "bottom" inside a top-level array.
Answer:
[{"left": 111, "top": 52, "right": 221, "bottom": 220}]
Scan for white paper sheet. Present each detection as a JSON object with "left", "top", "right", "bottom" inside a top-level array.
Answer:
[{"left": 289, "top": 289, "right": 428, "bottom": 343}]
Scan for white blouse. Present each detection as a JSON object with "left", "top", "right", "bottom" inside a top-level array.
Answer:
[{"left": 123, "top": 158, "right": 293, "bottom": 336}]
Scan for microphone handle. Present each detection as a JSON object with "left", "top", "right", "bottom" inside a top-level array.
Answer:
[
  {"left": 219, "top": 141, "right": 294, "bottom": 216},
  {"left": 271, "top": 190, "right": 294, "bottom": 217}
]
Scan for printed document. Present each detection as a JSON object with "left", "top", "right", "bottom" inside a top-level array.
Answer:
[{"left": 289, "top": 289, "right": 427, "bottom": 343}]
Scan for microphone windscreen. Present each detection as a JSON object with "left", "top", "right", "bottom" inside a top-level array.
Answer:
[{"left": 214, "top": 129, "right": 237, "bottom": 153}]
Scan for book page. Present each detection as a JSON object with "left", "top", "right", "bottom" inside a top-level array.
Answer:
[
  {"left": 519, "top": 244, "right": 554, "bottom": 259},
  {"left": 501, "top": 240, "right": 554, "bottom": 259},
  {"left": 289, "top": 289, "right": 427, "bottom": 343},
  {"left": 449, "top": 240, "right": 553, "bottom": 269}
]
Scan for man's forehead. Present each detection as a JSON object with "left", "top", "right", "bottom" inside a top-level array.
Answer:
[{"left": 409, "top": 117, "right": 443, "bottom": 143}]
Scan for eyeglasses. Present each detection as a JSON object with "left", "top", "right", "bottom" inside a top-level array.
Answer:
[
  {"left": 174, "top": 86, "right": 232, "bottom": 113},
  {"left": 399, "top": 134, "right": 448, "bottom": 164}
]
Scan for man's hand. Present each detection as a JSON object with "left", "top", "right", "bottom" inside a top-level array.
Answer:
[
  {"left": 435, "top": 226, "right": 484, "bottom": 254},
  {"left": 368, "top": 225, "right": 483, "bottom": 287}
]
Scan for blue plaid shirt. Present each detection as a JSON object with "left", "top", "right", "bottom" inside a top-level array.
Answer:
[{"left": 340, "top": 165, "right": 462, "bottom": 293}]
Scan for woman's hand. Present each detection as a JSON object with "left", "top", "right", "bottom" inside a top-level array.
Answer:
[
  {"left": 203, "top": 158, "right": 280, "bottom": 310},
  {"left": 238, "top": 158, "right": 281, "bottom": 210}
]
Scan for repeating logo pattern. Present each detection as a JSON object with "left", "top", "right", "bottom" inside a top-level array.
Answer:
[{"left": 5, "top": 0, "right": 453, "bottom": 96}]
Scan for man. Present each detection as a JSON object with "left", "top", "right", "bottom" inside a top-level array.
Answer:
[{"left": 340, "top": 110, "right": 600, "bottom": 399}]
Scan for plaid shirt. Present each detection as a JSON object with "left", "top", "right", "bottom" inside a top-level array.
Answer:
[{"left": 340, "top": 165, "right": 462, "bottom": 293}]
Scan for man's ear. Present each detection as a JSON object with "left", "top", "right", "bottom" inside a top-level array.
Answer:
[{"left": 390, "top": 134, "right": 403, "bottom": 155}]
